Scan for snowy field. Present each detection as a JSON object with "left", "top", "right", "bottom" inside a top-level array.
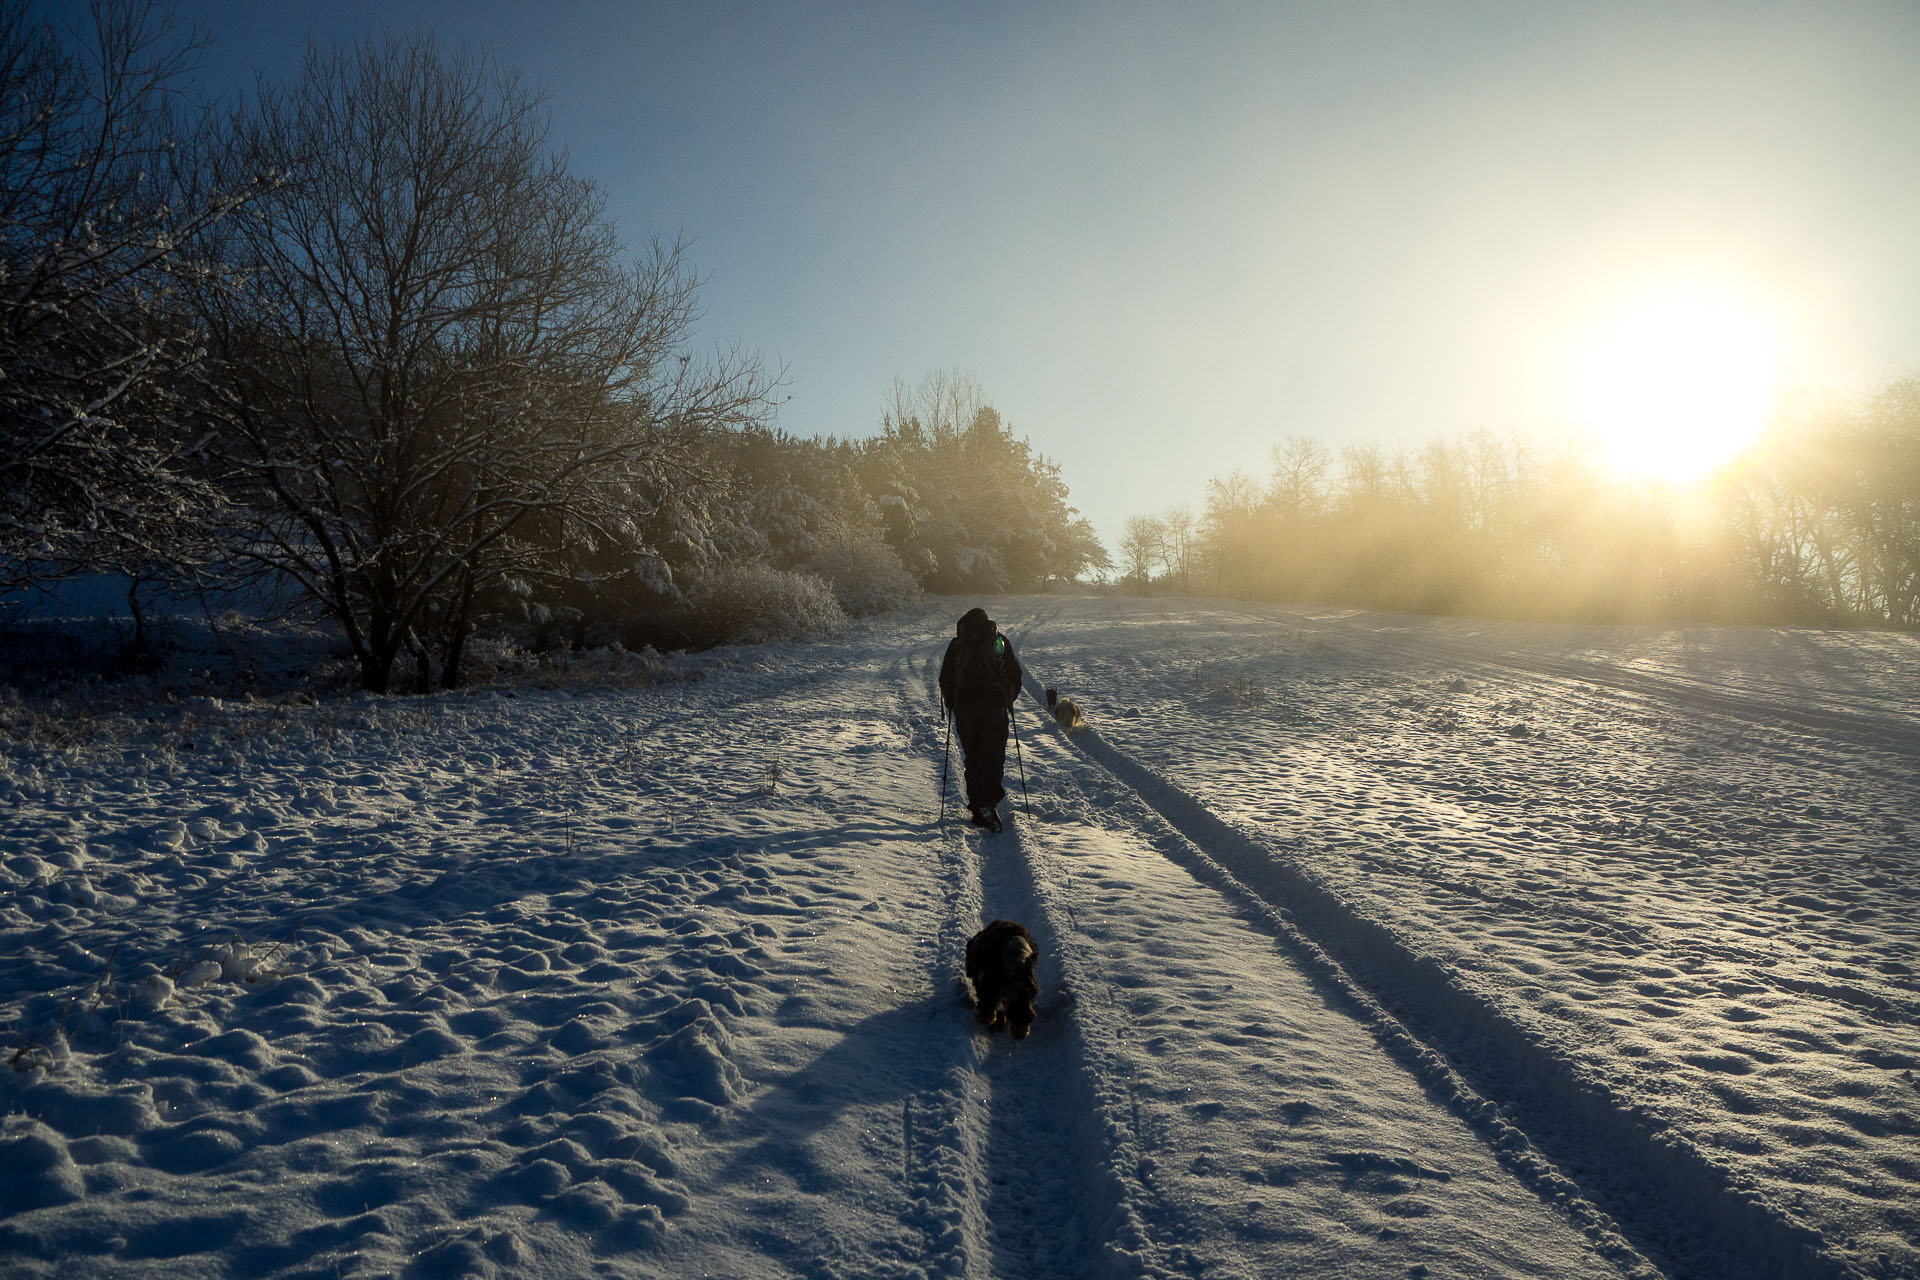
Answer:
[{"left": 1, "top": 598, "right": 1915, "bottom": 1279}]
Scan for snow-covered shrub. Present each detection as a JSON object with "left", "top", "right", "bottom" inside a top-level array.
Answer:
[
  {"left": 802, "top": 529, "right": 921, "bottom": 617},
  {"left": 0, "top": 687, "right": 101, "bottom": 750},
  {"left": 688, "top": 564, "right": 845, "bottom": 646},
  {"left": 1193, "top": 661, "right": 1270, "bottom": 708},
  {"left": 527, "top": 644, "right": 675, "bottom": 690},
  {"left": 454, "top": 634, "right": 676, "bottom": 689}
]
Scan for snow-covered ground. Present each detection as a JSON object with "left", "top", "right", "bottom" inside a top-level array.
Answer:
[{"left": 1, "top": 598, "right": 1914, "bottom": 1278}]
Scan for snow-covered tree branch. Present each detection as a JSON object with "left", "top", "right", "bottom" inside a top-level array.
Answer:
[
  {"left": 197, "top": 35, "right": 775, "bottom": 691},
  {"left": 0, "top": 0, "right": 256, "bottom": 595}
]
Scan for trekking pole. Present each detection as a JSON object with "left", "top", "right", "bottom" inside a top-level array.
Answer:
[
  {"left": 1009, "top": 703, "right": 1029, "bottom": 815},
  {"left": 938, "top": 704, "right": 953, "bottom": 824}
]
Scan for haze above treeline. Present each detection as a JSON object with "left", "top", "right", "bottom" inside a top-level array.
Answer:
[{"left": 1119, "top": 384, "right": 1920, "bottom": 629}]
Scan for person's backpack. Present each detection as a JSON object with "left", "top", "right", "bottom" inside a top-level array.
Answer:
[{"left": 952, "top": 623, "right": 1009, "bottom": 701}]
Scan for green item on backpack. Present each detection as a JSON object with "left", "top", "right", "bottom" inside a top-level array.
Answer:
[{"left": 952, "top": 628, "right": 1007, "bottom": 701}]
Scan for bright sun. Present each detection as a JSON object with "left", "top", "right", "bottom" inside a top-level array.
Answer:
[{"left": 1565, "top": 283, "right": 1786, "bottom": 486}]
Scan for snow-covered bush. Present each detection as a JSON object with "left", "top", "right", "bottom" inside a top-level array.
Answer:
[
  {"left": 451, "top": 635, "right": 677, "bottom": 689},
  {"left": 1192, "top": 661, "right": 1270, "bottom": 708},
  {"left": 803, "top": 529, "right": 921, "bottom": 617},
  {"left": 689, "top": 564, "right": 845, "bottom": 646}
]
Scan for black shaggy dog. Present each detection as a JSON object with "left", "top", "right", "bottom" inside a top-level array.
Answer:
[{"left": 965, "top": 919, "right": 1039, "bottom": 1039}]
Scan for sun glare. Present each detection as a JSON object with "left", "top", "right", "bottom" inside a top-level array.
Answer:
[{"left": 1565, "top": 283, "right": 1786, "bottom": 486}]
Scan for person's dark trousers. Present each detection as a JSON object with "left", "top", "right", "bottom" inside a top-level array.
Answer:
[{"left": 953, "top": 702, "right": 1009, "bottom": 812}]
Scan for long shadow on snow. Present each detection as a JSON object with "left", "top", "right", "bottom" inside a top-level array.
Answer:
[{"left": 714, "top": 992, "right": 972, "bottom": 1192}]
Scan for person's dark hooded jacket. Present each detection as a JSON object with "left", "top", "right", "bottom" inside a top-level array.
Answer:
[
  {"left": 938, "top": 607, "right": 1023, "bottom": 820},
  {"left": 938, "top": 607, "right": 1021, "bottom": 710}
]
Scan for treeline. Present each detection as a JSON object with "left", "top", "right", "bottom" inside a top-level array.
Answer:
[
  {"left": 711, "top": 371, "right": 1107, "bottom": 599},
  {"left": 1122, "top": 378, "right": 1920, "bottom": 628},
  {"left": 0, "top": 5, "right": 1102, "bottom": 692}
]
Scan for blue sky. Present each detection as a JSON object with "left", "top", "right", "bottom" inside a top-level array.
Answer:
[{"left": 41, "top": 0, "right": 1920, "bottom": 551}]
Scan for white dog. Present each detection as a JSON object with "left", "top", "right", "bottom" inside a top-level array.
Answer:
[{"left": 1045, "top": 687, "right": 1086, "bottom": 733}]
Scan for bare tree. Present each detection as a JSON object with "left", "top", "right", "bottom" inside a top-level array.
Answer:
[
  {"left": 1202, "top": 470, "right": 1263, "bottom": 597},
  {"left": 1159, "top": 503, "right": 1195, "bottom": 589},
  {"left": 1119, "top": 515, "right": 1163, "bottom": 587},
  {"left": 1843, "top": 379, "right": 1920, "bottom": 626},
  {"left": 882, "top": 368, "right": 987, "bottom": 444},
  {"left": 0, "top": 0, "right": 251, "bottom": 594},
  {"left": 200, "top": 36, "right": 773, "bottom": 690},
  {"left": 1268, "top": 435, "right": 1330, "bottom": 519}
]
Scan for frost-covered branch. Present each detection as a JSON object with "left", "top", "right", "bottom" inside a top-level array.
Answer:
[
  {"left": 0, "top": 0, "right": 259, "bottom": 593},
  {"left": 197, "top": 34, "right": 775, "bottom": 690}
]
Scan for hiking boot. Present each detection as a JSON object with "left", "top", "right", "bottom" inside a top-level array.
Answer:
[
  {"left": 982, "top": 808, "right": 1003, "bottom": 834},
  {"left": 968, "top": 808, "right": 989, "bottom": 827}
]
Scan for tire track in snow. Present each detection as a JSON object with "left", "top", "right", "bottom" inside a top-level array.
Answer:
[
  {"left": 1149, "top": 620, "right": 1920, "bottom": 1031},
  {"left": 890, "top": 645, "right": 993, "bottom": 1279},
  {"left": 971, "top": 819, "right": 1145, "bottom": 1280},
  {"left": 1013, "top": 649, "right": 1858, "bottom": 1280},
  {"left": 909, "top": 643, "right": 1162, "bottom": 1280},
  {"left": 1002, "top": 678, "right": 1654, "bottom": 1279},
  {"left": 1190, "top": 603, "right": 1920, "bottom": 1038}
]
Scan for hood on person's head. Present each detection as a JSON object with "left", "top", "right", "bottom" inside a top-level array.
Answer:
[{"left": 957, "top": 607, "right": 992, "bottom": 639}]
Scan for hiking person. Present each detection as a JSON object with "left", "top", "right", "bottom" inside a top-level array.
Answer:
[{"left": 938, "top": 607, "right": 1023, "bottom": 832}]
